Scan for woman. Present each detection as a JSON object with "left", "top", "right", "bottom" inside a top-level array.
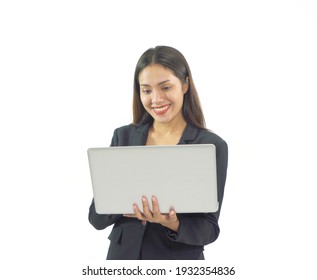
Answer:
[{"left": 88, "top": 46, "right": 228, "bottom": 260}]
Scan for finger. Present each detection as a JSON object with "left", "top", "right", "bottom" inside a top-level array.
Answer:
[
  {"left": 141, "top": 196, "right": 153, "bottom": 218},
  {"left": 168, "top": 210, "right": 178, "bottom": 222},
  {"left": 123, "top": 214, "right": 135, "bottom": 217},
  {"left": 133, "top": 203, "right": 145, "bottom": 220},
  {"left": 151, "top": 196, "right": 161, "bottom": 219}
]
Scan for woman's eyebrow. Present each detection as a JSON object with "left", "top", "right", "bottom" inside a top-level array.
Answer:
[
  {"left": 140, "top": 80, "right": 170, "bottom": 87},
  {"left": 158, "top": 80, "right": 170, "bottom": 85}
]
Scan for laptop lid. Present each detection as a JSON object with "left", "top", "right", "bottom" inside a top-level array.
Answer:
[{"left": 88, "top": 144, "right": 218, "bottom": 214}]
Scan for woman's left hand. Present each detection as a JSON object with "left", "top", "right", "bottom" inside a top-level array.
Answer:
[{"left": 124, "top": 196, "right": 179, "bottom": 232}]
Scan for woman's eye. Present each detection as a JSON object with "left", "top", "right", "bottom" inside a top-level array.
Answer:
[
  {"left": 163, "top": 86, "right": 171, "bottom": 91},
  {"left": 142, "top": 89, "right": 151, "bottom": 94}
]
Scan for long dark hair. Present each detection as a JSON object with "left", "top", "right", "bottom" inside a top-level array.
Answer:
[{"left": 132, "top": 46, "right": 206, "bottom": 129}]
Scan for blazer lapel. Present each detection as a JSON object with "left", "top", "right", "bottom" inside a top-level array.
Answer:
[
  {"left": 178, "top": 123, "right": 200, "bottom": 144},
  {"left": 132, "top": 123, "right": 151, "bottom": 145}
]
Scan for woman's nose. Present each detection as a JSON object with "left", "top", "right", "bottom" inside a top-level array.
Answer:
[{"left": 151, "top": 89, "right": 164, "bottom": 104}]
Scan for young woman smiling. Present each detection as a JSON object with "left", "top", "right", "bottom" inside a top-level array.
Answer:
[{"left": 89, "top": 46, "right": 228, "bottom": 260}]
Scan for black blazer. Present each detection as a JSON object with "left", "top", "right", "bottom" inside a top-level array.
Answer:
[{"left": 88, "top": 122, "right": 228, "bottom": 260}]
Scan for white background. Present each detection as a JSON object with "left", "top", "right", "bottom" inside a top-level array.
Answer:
[{"left": 1, "top": 0, "right": 317, "bottom": 279}]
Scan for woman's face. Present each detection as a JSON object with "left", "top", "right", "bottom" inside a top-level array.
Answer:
[{"left": 139, "top": 64, "right": 188, "bottom": 125}]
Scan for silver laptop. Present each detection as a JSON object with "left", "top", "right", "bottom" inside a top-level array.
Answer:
[{"left": 88, "top": 144, "right": 218, "bottom": 214}]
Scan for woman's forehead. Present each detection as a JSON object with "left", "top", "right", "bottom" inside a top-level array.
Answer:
[{"left": 139, "top": 64, "right": 178, "bottom": 85}]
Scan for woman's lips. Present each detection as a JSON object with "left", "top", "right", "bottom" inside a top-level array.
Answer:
[{"left": 152, "top": 104, "right": 170, "bottom": 115}]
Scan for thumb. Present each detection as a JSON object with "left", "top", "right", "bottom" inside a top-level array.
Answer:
[{"left": 169, "top": 210, "right": 177, "bottom": 221}]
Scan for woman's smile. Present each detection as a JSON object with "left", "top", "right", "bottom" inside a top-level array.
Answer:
[{"left": 152, "top": 104, "right": 171, "bottom": 115}]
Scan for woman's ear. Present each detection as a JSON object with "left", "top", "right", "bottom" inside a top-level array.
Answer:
[{"left": 183, "top": 77, "right": 189, "bottom": 94}]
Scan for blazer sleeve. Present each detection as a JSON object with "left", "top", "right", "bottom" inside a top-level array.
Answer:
[
  {"left": 88, "top": 129, "right": 123, "bottom": 230},
  {"left": 88, "top": 200, "right": 122, "bottom": 230},
  {"left": 167, "top": 138, "right": 228, "bottom": 246}
]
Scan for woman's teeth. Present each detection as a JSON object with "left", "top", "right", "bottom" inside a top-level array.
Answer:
[{"left": 154, "top": 105, "right": 169, "bottom": 112}]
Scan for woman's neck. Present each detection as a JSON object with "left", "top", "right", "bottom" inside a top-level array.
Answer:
[
  {"left": 146, "top": 117, "right": 187, "bottom": 145},
  {"left": 152, "top": 118, "right": 187, "bottom": 135}
]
